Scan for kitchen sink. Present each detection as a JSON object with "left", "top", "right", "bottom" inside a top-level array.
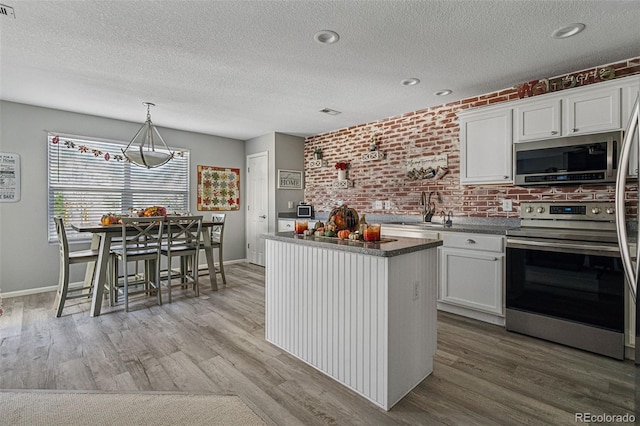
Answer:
[{"left": 384, "top": 221, "right": 449, "bottom": 228}]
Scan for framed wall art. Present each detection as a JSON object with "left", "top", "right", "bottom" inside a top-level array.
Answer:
[
  {"left": 197, "top": 165, "right": 240, "bottom": 211},
  {"left": 0, "top": 152, "right": 20, "bottom": 203},
  {"left": 277, "top": 169, "right": 303, "bottom": 189}
]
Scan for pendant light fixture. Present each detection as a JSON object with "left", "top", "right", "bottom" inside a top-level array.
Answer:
[{"left": 122, "top": 102, "right": 174, "bottom": 168}]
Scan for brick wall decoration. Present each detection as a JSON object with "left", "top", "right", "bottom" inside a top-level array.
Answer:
[{"left": 304, "top": 58, "right": 640, "bottom": 218}]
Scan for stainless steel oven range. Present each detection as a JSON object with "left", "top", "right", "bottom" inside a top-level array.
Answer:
[{"left": 506, "top": 201, "right": 625, "bottom": 360}]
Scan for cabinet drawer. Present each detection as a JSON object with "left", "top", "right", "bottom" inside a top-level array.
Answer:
[
  {"left": 441, "top": 233, "right": 504, "bottom": 252},
  {"left": 278, "top": 220, "right": 295, "bottom": 232}
]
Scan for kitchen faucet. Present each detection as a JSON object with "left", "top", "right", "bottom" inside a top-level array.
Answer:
[
  {"left": 438, "top": 210, "right": 453, "bottom": 227},
  {"left": 420, "top": 191, "right": 436, "bottom": 222}
]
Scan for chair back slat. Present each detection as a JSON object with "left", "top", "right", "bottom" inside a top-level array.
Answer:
[
  {"left": 165, "top": 216, "right": 203, "bottom": 251},
  {"left": 211, "top": 213, "right": 226, "bottom": 244},
  {"left": 54, "top": 217, "right": 70, "bottom": 259},
  {"left": 120, "top": 217, "right": 165, "bottom": 259}
]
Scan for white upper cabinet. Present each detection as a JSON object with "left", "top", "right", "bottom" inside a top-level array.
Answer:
[
  {"left": 459, "top": 107, "right": 513, "bottom": 185},
  {"left": 563, "top": 85, "right": 621, "bottom": 136},
  {"left": 514, "top": 98, "right": 561, "bottom": 142}
]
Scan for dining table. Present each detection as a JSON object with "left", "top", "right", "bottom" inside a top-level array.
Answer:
[{"left": 71, "top": 220, "right": 219, "bottom": 317}]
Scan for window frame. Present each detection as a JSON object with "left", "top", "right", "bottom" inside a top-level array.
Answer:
[{"left": 47, "top": 132, "right": 190, "bottom": 243}]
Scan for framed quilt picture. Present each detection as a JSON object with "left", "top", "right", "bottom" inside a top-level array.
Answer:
[{"left": 197, "top": 165, "right": 241, "bottom": 211}]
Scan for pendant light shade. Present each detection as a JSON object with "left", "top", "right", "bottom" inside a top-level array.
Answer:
[{"left": 122, "top": 102, "right": 174, "bottom": 168}]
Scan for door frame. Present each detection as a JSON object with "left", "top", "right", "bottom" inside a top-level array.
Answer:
[{"left": 246, "top": 151, "right": 269, "bottom": 265}]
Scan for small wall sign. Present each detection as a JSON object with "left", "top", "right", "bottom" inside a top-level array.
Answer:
[
  {"left": 0, "top": 152, "right": 20, "bottom": 203},
  {"left": 277, "top": 169, "right": 303, "bottom": 189}
]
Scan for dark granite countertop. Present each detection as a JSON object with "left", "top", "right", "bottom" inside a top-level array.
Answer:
[
  {"left": 381, "top": 222, "right": 517, "bottom": 235},
  {"left": 262, "top": 232, "right": 442, "bottom": 257}
]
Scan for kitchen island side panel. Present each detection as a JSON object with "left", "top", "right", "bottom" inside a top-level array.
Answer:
[
  {"left": 387, "top": 248, "right": 438, "bottom": 407},
  {"left": 265, "top": 238, "right": 437, "bottom": 410}
]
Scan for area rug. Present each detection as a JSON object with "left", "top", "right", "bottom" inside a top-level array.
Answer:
[{"left": 0, "top": 390, "right": 266, "bottom": 426}]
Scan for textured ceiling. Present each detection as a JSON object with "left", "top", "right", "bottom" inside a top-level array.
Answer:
[{"left": 1, "top": 1, "right": 639, "bottom": 141}]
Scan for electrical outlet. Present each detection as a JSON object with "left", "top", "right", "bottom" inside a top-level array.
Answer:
[
  {"left": 384, "top": 200, "right": 391, "bottom": 210},
  {"left": 502, "top": 199, "right": 513, "bottom": 212},
  {"left": 374, "top": 200, "right": 383, "bottom": 209}
]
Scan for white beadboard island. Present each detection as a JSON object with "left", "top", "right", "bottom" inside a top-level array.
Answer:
[{"left": 263, "top": 232, "right": 442, "bottom": 410}]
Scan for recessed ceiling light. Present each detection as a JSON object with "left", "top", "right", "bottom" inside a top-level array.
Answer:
[
  {"left": 434, "top": 89, "right": 453, "bottom": 96},
  {"left": 551, "top": 23, "right": 586, "bottom": 39},
  {"left": 319, "top": 108, "right": 341, "bottom": 115},
  {"left": 314, "top": 30, "right": 340, "bottom": 44},
  {"left": 401, "top": 78, "right": 421, "bottom": 86}
]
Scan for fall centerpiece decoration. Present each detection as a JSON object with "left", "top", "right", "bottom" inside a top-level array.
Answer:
[
  {"left": 139, "top": 206, "right": 167, "bottom": 217},
  {"left": 327, "top": 204, "right": 359, "bottom": 232}
]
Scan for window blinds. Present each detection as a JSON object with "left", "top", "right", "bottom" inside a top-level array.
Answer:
[{"left": 47, "top": 133, "right": 190, "bottom": 242}]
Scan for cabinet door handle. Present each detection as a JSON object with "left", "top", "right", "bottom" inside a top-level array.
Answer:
[
  {"left": 503, "top": 175, "right": 508, "bottom": 179},
  {"left": 551, "top": 131, "right": 558, "bottom": 135},
  {"left": 572, "top": 128, "right": 578, "bottom": 132},
  {"left": 466, "top": 239, "right": 476, "bottom": 244},
  {"left": 259, "top": 215, "right": 267, "bottom": 219}
]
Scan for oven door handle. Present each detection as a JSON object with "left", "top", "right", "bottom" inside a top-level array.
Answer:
[{"left": 506, "top": 238, "right": 621, "bottom": 257}]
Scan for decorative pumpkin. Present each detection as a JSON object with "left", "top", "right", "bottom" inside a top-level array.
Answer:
[
  {"left": 314, "top": 221, "right": 325, "bottom": 230},
  {"left": 348, "top": 232, "right": 361, "bottom": 241},
  {"left": 303, "top": 229, "right": 314, "bottom": 237},
  {"left": 328, "top": 204, "right": 359, "bottom": 231},
  {"left": 325, "top": 230, "right": 337, "bottom": 238},
  {"left": 337, "top": 230, "right": 351, "bottom": 239},
  {"left": 100, "top": 213, "right": 120, "bottom": 225}
]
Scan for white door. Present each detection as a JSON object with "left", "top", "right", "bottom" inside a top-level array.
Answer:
[{"left": 246, "top": 152, "right": 269, "bottom": 266}]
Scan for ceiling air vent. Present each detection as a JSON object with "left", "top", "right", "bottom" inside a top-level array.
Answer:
[
  {"left": 0, "top": 4, "right": 15, "bottom": 18},
  {"left": 319, "top": 108, "right": 341, "bottom": 116}
]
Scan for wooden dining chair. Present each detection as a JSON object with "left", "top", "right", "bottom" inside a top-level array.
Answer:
[
  {"left": 210, "top": 213, "right": 227, "bottom": 285},
  {"left": 53, "top": 217, "right": 104, "bottom": 317},
  {"left": 161, "top": 215, "right": 203, "bottom": 303},
  {"left": 111, "top": 216, "right": 164, "bottom": 312}
]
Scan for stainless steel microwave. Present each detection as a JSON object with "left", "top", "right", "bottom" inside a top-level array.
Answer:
[
  {"left": 514, "top": 131, "right": 622, "bottom": 186},
  {"left": 296, "top": 204, "right": 313, "bottom": 218}
]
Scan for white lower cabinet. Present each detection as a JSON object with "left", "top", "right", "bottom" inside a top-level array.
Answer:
[
  {"left": 277, "top": 219, "right": 317, "bottom": 232},
  {"left": 437, "top": 233, "right": 505, "bottom": 325}
]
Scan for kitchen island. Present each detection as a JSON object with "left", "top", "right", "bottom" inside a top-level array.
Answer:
[{"left": 263, "top": 232, "right": 442, "bottom": 410}]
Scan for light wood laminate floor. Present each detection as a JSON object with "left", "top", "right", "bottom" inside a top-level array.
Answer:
[{"left": 0, "top": 262, "right": 637, "bottom": 425}]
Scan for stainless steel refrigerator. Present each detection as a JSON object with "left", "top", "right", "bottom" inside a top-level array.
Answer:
[{"left": 615, "top": 93, "right": 639, "bottom": 366}]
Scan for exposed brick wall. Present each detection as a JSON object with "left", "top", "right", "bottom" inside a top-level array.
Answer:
[{"left": 305, "top": 58, "right": 640, "bottom": 218}]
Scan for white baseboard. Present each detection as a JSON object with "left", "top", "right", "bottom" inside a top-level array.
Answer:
[
  {"left": 197, "top": 258, "right": 247, "bottom": 270},
  {"left": 1, "top": 259, "right": 249, "bottom": 299},
  {"left": 2, "top": 285, "right": 58, "bottom": 299}
]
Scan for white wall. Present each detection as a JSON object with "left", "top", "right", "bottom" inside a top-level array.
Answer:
[
  {"left": 274, "top": 132, "right": 305, "bottom": 214},
  {"left": 245, "top": 132, "right": 305, "bottom": 233},
  {"left": 0, "top": 101, "right": 246, "bottom": 294}
]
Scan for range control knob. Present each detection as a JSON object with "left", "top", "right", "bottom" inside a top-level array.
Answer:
[
  {"left": 591, "top": 207, "right": 601, "bottom": 214},
  {"left": 525, "top": 206, "right": 534, "bottom": 213},
  {"left": 605, "top": 207, "right": 615, "bottom": 215},
  {"left": 536, "top": 206, "right": 545, "bottom": 214}
]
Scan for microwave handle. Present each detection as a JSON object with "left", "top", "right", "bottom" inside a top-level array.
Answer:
[{"left": 607, "top": 134, "right": 614, "bottom": 177}]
